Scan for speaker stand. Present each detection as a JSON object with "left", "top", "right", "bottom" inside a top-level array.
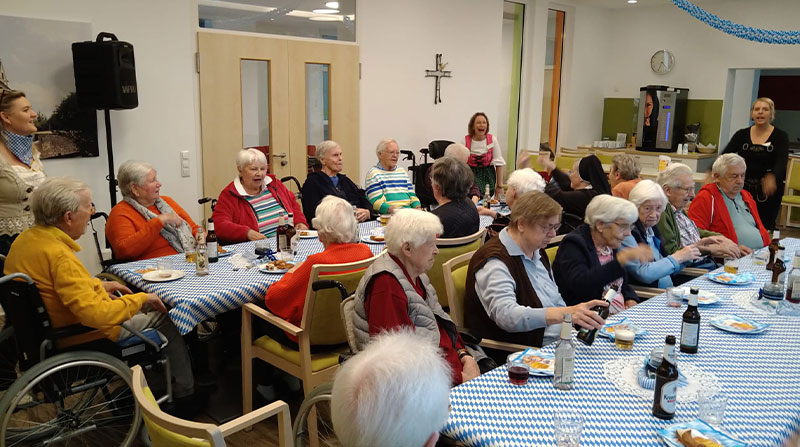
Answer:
[{"left": 103, "top": 109, "right": 118, "bottom": 208}]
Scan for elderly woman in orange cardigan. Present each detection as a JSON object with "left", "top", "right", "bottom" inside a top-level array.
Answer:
[{"left": 265, "top": 195, "right": 373, "bottom": 345}]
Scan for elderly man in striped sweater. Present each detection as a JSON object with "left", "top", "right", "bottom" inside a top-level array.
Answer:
[{"left": 365, "top": 138, "right": 422, "bottom": 214}]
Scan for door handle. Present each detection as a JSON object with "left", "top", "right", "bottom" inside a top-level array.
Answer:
[{"left": 273, "top": 152, "right": 287, "bottom": 158}]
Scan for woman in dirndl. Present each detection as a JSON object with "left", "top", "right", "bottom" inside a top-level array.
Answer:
[{"left": 464, "top": 112, "right": 505, "bottom": 198}]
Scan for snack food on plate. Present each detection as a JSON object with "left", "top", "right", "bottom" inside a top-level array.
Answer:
[
  {"left": 218, "top": 246, "right": 227, "bottom": 254},
  {"left": 676, "top": 429, "right": 722, "bottom": 447},
  {"left": 370, "top": 234, "right": 385, "bottom": 242},
  {"left": 264, "top": 260, "right": 294, "bottom": 271}
]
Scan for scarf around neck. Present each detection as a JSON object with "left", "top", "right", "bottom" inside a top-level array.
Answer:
[
  {"left": 3, "top": 130, "right": 34, "bottom": 167},
  {"left": 123, "top": 197, "right": 194, "bottom": 253}
]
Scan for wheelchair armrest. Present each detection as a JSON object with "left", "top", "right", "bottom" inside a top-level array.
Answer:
[
  {"left": 311, "top": 280, "right": 349, "bottom": 300},
  {"left": 119, "top": 322, "right": 164, "bottom": 351}
]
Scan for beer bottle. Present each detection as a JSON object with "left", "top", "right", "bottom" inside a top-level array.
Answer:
[
  {"left": 575, "top": 285, "right": 617, "bottom": 346},
  {"left": 679, "top": 288, "right": 700, "bottom": 354},
  {"left": 276, "top": 215, "right": 289, "bottom": 252},
  {"left": 553, "top": 313, "right": 575, "bottom": 390},
  {"left": 195, "top": 228, "right": 209, "bottom": 276},
  {"left": 286, "top": 213, "right": 298, "bottom": 255},
  {"left": 206, "top": 218, "right": 218, "bottom": 263},
  {"left": 653, "top": 335, "right": 679, "bottom": 420},
  {"left": 766, "top": 230, "right": 780, "bottom": 270}
]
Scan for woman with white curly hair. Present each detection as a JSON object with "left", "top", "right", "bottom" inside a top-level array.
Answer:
[{"left": 351, "top": 209, "right": 480, "bottom": 385}]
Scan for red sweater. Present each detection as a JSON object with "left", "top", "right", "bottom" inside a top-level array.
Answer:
[
  {"left": 687, "top": 183, "right": 769, "bottom": 247},
  {"left": 364, "top": 255, "right": 466, "bottom": 385},
  {"left": 106, "top": 196, "right": 199, "bottom": 261},
  {"left": 265, "top": 242, "right": 374, "bottom": 341},
  {"left": 213, "top": 175, "right": 307, "bottom": 244}
]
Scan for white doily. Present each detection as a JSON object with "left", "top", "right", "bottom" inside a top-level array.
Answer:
[
  {"left": 602, "top": 356, "right": 719, "bottom": 402},
  {"left": 227, "top": 253, "right": 255, "bottom": 270},
  {"left": 730, "top": 290, "right": 800, "bottom": 317}
]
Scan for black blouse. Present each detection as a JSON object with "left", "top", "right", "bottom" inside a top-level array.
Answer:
[{"left": 723, "top": 126, "right": 789, "bottom": 183}]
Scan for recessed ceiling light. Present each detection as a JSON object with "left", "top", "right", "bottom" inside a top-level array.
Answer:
[
  {"left": 312, "top": 8, "right": 339, "bottom": 13},
  {"left": 325, "top": 1, "right": 340, "bottom": 8},
  {"left": 627, "top": 0, "right": 638, "bottom": 3},
  {"left": 309, "top": 16, "right": 340, "bottom": 21}
]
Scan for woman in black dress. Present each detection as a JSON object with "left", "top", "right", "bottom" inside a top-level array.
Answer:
[{"left": 722, "top": 97, "right": 789, "bottom": 230}]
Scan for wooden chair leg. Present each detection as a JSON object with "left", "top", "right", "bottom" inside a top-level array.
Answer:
[{"left": 241, "top": 307, "right": 253, "bottom": 418}]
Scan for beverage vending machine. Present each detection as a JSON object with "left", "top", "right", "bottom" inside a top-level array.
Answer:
[{"left": 636, "top": 85, "right": 689, "bottom": 153}]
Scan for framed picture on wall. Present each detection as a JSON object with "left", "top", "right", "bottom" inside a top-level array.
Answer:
[{"left": 0, "top": 15, "right": 98, "bottom": 159}]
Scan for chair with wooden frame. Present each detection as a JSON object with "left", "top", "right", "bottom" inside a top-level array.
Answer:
[
  {"left": 592, "top": 149, "right": 618, "bottom": 167},
  {"left": 442, "top": 251, "right": 528, "bottom": 354},
  {"left": 132, "top": 365, "right": 292, "bottom": 447},
  {"left": 427, "top": 228, "right": 486, "bottom": 309},
  {"left": 241, "top": 255, "right": 378, "bottom": 415},
  {"left": 782, "top": 157, "right": 800, "bottom": 228},
  {"left": 555, "top": 154, "right": 582, "bottom": 172}
]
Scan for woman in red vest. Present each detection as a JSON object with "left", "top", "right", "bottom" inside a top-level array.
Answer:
[{"left": 464, "top": 113, "right": 505, "bottom": 199}]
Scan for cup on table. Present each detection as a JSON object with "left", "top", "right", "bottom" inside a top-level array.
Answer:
[
  {"left": 254, "top": 240, "right": 270, "bottom": 257},
  {"left": 506, "top": 357, "right": 529, "bottom": 386},
  {"left": 279, "top": 248, "right": 294, "bottom": 262},
  {"left": 665, "top": 287, "right": 683, "bottom": 308},
  {"left": 697, "top": 392, "right": 727, "bottom": 428},
  {"left": 614, "top": 329, "right": 635, "bottom": 350},
  {"left": 553, "top": 409, "right": 584, "bottom": 447},
  {"left": 723, "top": 258, "right": 739, "bottom": 274},
  {"left": 753, "top": 249, "right": 768, "bottom": 266},
  {"left": 156, "top": 259, "right": 173, "bottom": 278},
  {"left": 379, "top": 214, "right": 391, "bottom": 226}
]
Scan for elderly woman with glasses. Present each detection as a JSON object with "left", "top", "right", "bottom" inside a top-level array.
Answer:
[
  {"left": 107, "top": 160, "right": 199, "bottom": 260},
  {"left": 0, "top": 89, "right": 47, "bottom": 256},
  {"left": 212, "top": 148, "right": 308, "bottom": 244},
  {"left": 301, "top": 140, "right": 373, "bottom": 224},
  {"left": 352, "top": 209, "right": 480, "bottom": 385},
  {"left": 464, "top": 192, "right": 609, "bottom": 352},
  {"left": 656, "top": 163, "right": 748, "bottom": 264},
  {"left": 620, "top": 180, "right": 701, "bottom": 289},
  {"left": 688, "top": 153, "right": 770, "bottom": 250},
  {"left": 430, "top": 157, "right": 479, "bottom": 238},
  {"left": 553, "top": 195, "right": 653, "bottom": 313},
  {"left": 365, "top": 138, "right": 421, "bottom": 214}
]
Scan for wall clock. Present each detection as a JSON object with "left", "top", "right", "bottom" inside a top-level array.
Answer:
[{"left": 650, "top": 50, "right": 674, "bottom": 74}]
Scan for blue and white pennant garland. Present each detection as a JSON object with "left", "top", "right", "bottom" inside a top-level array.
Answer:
[{"left": 672, "top": 0, "right": 800, "bottom": 45}]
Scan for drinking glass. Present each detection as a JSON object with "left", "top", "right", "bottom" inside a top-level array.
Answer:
[
  {"left": 723, "top": 258, "right": 739, "bottom": 274},
  {"left": 698, "top": 392, "right": 727, "bottom": 428},
  {"left": 665, "top": 287, "right": 683, "bottom": 308},
  {"left": 753, "top": 249, "right": 768, "bottom": 266},
  {"left": 156, "top": 259, "right": 173, "bottom": 278},
  {"left": 506, "top": 357, "right": 529, "bottom": 386},
  {"left": 279, "top": 248, "right": 294, "bottom": 262},
  {"left": 553, "top": 409, "right": 584, "bottom": 447}
]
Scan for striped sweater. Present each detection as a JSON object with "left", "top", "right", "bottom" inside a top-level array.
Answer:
[{"left": 364, "top": 163, "right": 420, "bottom": 214}]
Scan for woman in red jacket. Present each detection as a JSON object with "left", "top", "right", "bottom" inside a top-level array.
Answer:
[{"left": 212, "top": 148, "right": 308, "bottom": 244}]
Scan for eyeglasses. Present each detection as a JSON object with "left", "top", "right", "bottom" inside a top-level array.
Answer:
[
  {"left": 672, "top": 185, "right": 694, "bottom": 192},
  {"left": 537, "top": 222, "right": 561, "bottom": 234},
  {"left": 611, "top": 221, "right": 635, "bottom": 231}
]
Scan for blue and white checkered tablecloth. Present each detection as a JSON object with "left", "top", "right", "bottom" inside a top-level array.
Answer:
[
  {"left": 443, "top": 238, "right": 800, "bottom": 447},
  {"left": 109, "top": 216, "right": 494, "bottom": 335}
]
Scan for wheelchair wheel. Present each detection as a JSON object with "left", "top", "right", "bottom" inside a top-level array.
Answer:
[
  {"left": 0, "top": 351, "right": 140, "bottom": 447},
  {"left": 292, "top": 382, "right": 337, "bottom": 447}
]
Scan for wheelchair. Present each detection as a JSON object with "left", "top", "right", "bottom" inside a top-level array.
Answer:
[{"left": 0, "top": 272, "right": 172, "bottom": 447}]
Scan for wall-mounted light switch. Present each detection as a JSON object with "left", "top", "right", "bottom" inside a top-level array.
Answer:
[{"left": 180, "top": 151, "right": 190, "bottom": 177}]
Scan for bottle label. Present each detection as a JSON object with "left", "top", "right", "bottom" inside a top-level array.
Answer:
[
  {"left": 658, "top": 379, "right": 678, "bottom": 413},
  {"left": 278, "top": 236, "right": 290, "bottom": 251},
  {"left": 207, "top": 241, "right": 218, "bottom": 258},
  {"left": 556, "top": 355, "right": 574, "bottom": 385},
  {"left": 680, "top": 321, "right": 698, "bottom": 348}
]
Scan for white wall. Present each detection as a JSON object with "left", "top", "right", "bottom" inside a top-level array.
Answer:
[
  {"left": 2, "top": 0, "right": 201, "bottom": 271},
  {"left": 356, "top": 0, "right": 504, "bottom": 181}
]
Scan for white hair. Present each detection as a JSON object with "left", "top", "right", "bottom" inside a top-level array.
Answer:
[
  {"left": 507, "top": 168, "right": 546, "bottom": 195},
  {"left": 656, "top": 163, "right": 693, "bottom": 188},
  {"left": 384, "top": 209, "right": 443, "bottom": 256},
  {"left": 375, "top": 138, "right": 398, "bottom": 156},
  {"left": 316, "top": 140, "right": 340, "bottom": 160},
  {"left": 311, "top": 195, "right": 358, "bottom": 244},
  {"left": 584, "top": 194, "right": 638, "bottom": 226},
  {"left": 628, "top": 179, "right": 667, "bottom": 211},
  {"left": 331, "top": 329, "right": 451, "bottom": 447},
  {"left": 236, "top": 148, "right": 268, "bottom": 172},
  {"left": 117, "top": 160, "right": 155, "bottom": 199},
  {"left": 32, "top": 177, "right": 89, "bottom": 226},
  {"left": 712, "top": 153, "right": 746, "bottom": 177},
  {"left": 443, "top": 143, "right": 470, "bottom": 163}
]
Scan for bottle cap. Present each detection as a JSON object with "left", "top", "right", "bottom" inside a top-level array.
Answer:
[
  {"left": 689, "top": 287, "right": 699, "bottom": 295},
  {"left": 665, "top": 335, "right": 676, "bottom": 344}
]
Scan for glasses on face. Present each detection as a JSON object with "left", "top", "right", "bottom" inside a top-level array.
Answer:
[
  {"left": 673, "top": 185, "right": 693, "bottom": 192},
  {"left": 537, "top": 222, "right": 561, "bottom": 234},
  {"left": 611, "top": 221, "right": 635, "bottom": 232}
]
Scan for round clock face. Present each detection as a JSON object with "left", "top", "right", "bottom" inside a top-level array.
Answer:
[{"left": 650, "top": 50, "right": 674, "bottom": 74}]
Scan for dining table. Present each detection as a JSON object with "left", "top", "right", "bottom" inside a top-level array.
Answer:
[
  {"left": 108, "top": 215, "right": 495, "bottom": 335},
  {"left": 443, "top": 238, "right": 800, "bottom": 447}
]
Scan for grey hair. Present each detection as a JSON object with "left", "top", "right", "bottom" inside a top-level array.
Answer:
[
  {"left": 443, "top": 143, "right": 470, "bottom": 163},
  {"left": 430, "top": 157, "right": 473, "bottom": 201},
  {"left": 628, "top": 179, "right": 667, "bottom": 211},
  {"left": 117, "top": 160, "right": 155, "bottom": 199},
  {"left": 375, "top": 138, "right": 398, "bottom": 156},
  {"left": 32, "top": 177, "right": 89, "bottom": 226},
  {"left": 656, "top": 162, "right": 693, "bottom": 188},
  {"left": 712, "top": 153, "right": 746, "bottom": 177},
  {"left": 236, "top": 148, "right": 268, "bottom": 172},
  {"left": 385, "top": 208, "right": 443, "bottom": 256},
  {"left": 507, "top": 168, "right": 546, "bottom": 195},
  {"left": 311, "top": 195, "right": 358, "bottom": 244},
  {"left": 611, "top": 154, "right": 641, "bottom": 180},
  {"left": 584, "top": 194, "right": 638, "bottom": 226},
  {"left": 315, "top": 140, "right": 340, "bottom": 161},
  {"left": 331, "top": 329, "right": 451, "bottom": 447}
]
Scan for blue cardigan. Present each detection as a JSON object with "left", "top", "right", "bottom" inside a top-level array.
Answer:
[
  {"left": 621, "top": 220, "right": 682, "bottom": 288},
  {"left": 552, "top": 224, "right": 639, "bottom": 306}
]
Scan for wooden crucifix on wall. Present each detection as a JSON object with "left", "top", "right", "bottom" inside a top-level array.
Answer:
[{"left": 425, "top": 53, "right": 451, "bottom": 104}]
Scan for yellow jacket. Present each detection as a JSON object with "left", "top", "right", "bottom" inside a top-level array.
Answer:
[{"left": 4, "top": 225, "right": 148, "bottom": 343}]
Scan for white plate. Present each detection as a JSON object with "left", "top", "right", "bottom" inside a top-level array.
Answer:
[
  {"left": 708, "top": 314, "right": 769, "bottom": 334},
  {"left": 508, "top": 349, "right": 554, "bottom": 377},
  {"left": 705, "top": 271, "right": 755, "bottom": 286},
  {"left": 298, "top": 230, "right": 318, "bottom": 239},
  {"left": 142, "top": 270, "right": 185, "bottom": 282},
  {"left": 361, "top": 235, "right": 385, "bottom": 244},
  {"left": 257, "top": 262, "right": 295, "bottom": 274},
  {"left": 657, "top": 419, "right": 747, "bottom": 447},
  {"left": 678, "top": 288, "right": 721, "bottom": 305}
]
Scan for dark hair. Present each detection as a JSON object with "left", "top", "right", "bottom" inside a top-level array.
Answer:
[
  {"left": 431, "top": 157, "right": 474, "bottom": 201},
  {"left": 645, "top": 90, "right": 660, "bottom": 123},
  {"left": 467, "top": 112, "right": 490, "bottom": 137}
]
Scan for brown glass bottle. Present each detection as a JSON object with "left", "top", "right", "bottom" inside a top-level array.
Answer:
[
  {"left": 766, "top": 230, "right": 780, "bottom": 270},
  {"left": 286, "top": 213, "right": 297, "bottom": 254},
  {"left": 679, "top": 288, "right": 700, "bottom": 354},
  {"left": 276, "top": 215, "right": 289, "bottom": 252},
  {"left": 575, "top": 285, "right": 617, "bottom": 346},
  {"left": 206, "top": 218, "right": 218, "bottom": 263},
  {"left": 652, "top": 335, "right": 678, "bottom": 420}
]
